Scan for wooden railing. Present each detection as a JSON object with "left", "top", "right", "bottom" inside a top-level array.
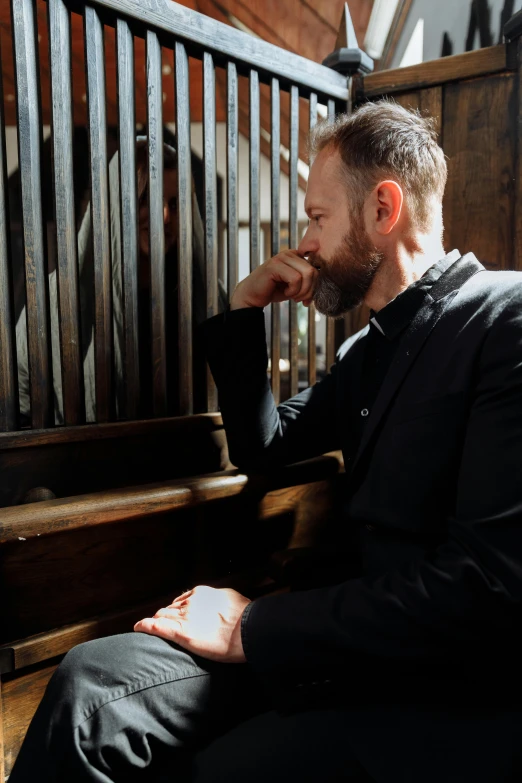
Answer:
[{"left": 0, "top": 0, "right": 350, "bottom": 435}]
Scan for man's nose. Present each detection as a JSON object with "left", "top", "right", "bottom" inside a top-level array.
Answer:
[
  {"left": 163, "top": 204, "right": 170, "bottom": 224},
  {"left": 297, "top": 225, "right": 318, "bottom": 257}
]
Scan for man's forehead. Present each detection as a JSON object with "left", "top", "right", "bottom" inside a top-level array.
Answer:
[{"left": 305, "top": 147, "right": 345, "bottom": 209}]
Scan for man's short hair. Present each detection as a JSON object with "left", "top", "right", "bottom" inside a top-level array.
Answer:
[{"left": 309, "top": 100, "right": 447, "bottom": 231}]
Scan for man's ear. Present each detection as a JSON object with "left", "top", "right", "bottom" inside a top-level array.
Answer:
[{"left": 367, "top": 180, "right": 403, "bottom": 236}]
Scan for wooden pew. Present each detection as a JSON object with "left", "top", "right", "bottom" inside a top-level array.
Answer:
[{"left": 0, "top": 415, "right": 344, "bottom": 780}]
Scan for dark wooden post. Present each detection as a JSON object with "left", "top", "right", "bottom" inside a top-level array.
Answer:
[{"left": 504, "top": 10, "right": 522, "bottom": 272}]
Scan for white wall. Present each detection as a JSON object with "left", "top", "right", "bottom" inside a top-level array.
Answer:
[
  {"left": 391, "top": 0, "right": 522, "bottom": 68},
  {"left": 4, "top": 125, "right": 51, "bottom": 177}
]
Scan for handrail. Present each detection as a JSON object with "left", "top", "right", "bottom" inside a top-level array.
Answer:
[
  {"left": 64, "top": 0, "right": 349, "bottom": 101},
  {"left": 0, "top": 451, "right": 344, "bottom": 543},
  {"left": 0, "top": 412, "right": 224, "bottom": 451},
  {"left": 363, "top": 44, "right": 512, "bottom": 98}
]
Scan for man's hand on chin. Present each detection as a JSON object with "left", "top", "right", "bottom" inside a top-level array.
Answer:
[{"left": 134, "top": 585, "right": 251, "bottom": 663}]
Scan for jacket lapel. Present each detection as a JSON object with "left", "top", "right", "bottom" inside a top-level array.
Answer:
[{"left": 349, "top": 253, "right": 484, "bottom": 477}]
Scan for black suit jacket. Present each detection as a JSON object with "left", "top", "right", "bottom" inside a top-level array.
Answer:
[{"left": 202, "top": 254, "right": 522, "bottom": 782}]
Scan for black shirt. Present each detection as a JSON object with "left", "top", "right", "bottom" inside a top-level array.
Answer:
[{"left": 347, "top": 250, "right": 461, "bottom": 460}]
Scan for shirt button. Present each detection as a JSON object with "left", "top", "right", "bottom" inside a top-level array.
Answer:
[{"left": 360, "top": 408, "right": 369, "bottom": 417}]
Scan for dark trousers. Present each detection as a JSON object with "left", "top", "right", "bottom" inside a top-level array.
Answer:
[{"left": 8, "top": 632, "right": 374, "bottom": 783}]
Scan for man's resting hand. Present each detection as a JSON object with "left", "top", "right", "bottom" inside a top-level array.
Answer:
[
  {"left": 230, "top": 249, "right": 318, "bottom": 310},
  {"left": 134, "top": 585, "right": 251, "bottom": 663}
]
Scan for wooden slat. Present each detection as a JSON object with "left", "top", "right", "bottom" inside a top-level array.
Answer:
[
  {"left": 11, "top": 0, "right": 52, "bottom": 429},
  {"left": 249, "top": 69, "right": 260, "bottom": 272},
  {"left": 0, "top": 414, "right": 231, "bottom": 509},
  {"left": 0, "top": 677, "right": 5, "bottom": 783},
  {"left": 48, "top": 0, "right": 83, "bottom": 426},
  {"left": 514, "top": 39, "right": 522, "bottom": 271},
  {"left": 0, "top": 472, "right": 245, "bottom": 541},
  {"left": 307, "top": 92, "right": 317, "bottom": 387},
  {"left": 289, "top": 85, "right": 299, "bottom": 398},
  {"left": 175, "top": 41, "right": 193, "bottom": 415},
  {"left": 0, "top": 37, "right": 17, "bottom": 432},
  {"left": 270, "top": 77, "right": 281, "bottom": 404},
  {"left": 85, "top": 5, "right": 112, "bottom": 422},
  {"left": 364, "top": 45, "right": 510, "bottom": 98},
  {"left": 2, "top": 593, "right": 176, "bottom": 673},
  {"left": 443, "top": 74, "right": 516, "bottom": 271},
  {"left": 0, "top": 451, "right": 343, "bottom": 544},
  {"left": 146, "top": 30, "right": 167, "bottom": 417},
  {"left": 116, "top": 19, "right": 139, "bottom": 419},
  {"left": 0, "top": 412, "right": 222, "bottom": 451},
  {"left": 226, "top": 61, "right": 239, "bottom": 297},
  {"left": 325, "top": 98, "right": 336, "bottom": 371},
  {"left": 71, "top": 0, "right": 349, "bottom": 101},
  {"left": 1, "top": 567, "right": 281, "bottom": 675},
  {"left": 203, "top": 51, "right": 218, "bottom": 411},
  {"left": 2, "top": 661, "right": 59, "bottom": 779}
]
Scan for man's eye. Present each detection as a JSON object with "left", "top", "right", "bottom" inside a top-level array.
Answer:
[{"left": 168, "top": 198, "right": 178, "bottom": 211}]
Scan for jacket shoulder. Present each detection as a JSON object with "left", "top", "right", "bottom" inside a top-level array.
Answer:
[{"left": 465, "top": 269, "right": 522, "bottom": 294}]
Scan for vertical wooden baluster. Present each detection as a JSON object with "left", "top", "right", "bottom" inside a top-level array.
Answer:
[
  {"left": 307, "top": 91, "right": 317, "bottom": 387},
  {"left": 48, "top": 0, "right": 83, "bottom": 425},
  {"left": 116, "top": 19, "right": 139, "bottom": 419},
  {"left": 270, "top": 77, "right": 281, "bottom": 404},
  {"left": 203, "top": 51, "right": 218, "bottom": 411},
  {"left": 175, "top": 41, "right": 193, "bottom": 415},
  {"left": 325, "top": 98, "right": 337, "bottom": 371},
  {"left": 85, "top": 5, "right": 112, "bottom": 422},
  {"left": 249, "top": 69, "right": 260, "bottom": 272},
  {"left": 289, "top": 84, "right": 299, "bottom": 398},
  {"left": 0, "top": 36, "right": 17, "bottom": 431},
  {"left": 11, "top": 0, "right": 52, "bottom": 428},
  {"left": 146, "top": 30, "right": 167, "bottom": 417},
  {"left": 226, "top": 62, "right": 238, "bottom": 298}
]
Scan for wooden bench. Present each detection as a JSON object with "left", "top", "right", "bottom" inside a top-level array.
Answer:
[{"left": 0, "top": 420, "right": 344, "bottom": 781}]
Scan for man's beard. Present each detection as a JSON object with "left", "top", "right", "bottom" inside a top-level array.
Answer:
[{"left": 310, "top": 225, "right": 383, "bottom": 318}]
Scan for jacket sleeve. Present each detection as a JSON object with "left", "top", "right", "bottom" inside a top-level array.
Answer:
[
  {"left": 200, "top": 308, "right": 341, "bottom": 471},
  {"left": 241, "top": 292, "right": 522, "bottom": 677}
]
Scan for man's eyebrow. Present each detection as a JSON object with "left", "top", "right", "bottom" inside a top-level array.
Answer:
[{"left": 304, "top": 204, "right": 324, "bottom": 216}]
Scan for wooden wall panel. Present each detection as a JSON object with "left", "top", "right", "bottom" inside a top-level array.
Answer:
[
  {"left": 442, "top": 74, "right": 517, "bottom": 270},
  {"left": 392, "top": 86, "right": 442, "bottom": 141}
]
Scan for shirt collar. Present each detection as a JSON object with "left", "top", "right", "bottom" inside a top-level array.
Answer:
[{"left": 370, "top": 249, "right": 461, "bottom": 341}]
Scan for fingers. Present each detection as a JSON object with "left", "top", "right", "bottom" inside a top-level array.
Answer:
[
  {"left": 154, "top": 606, "right": 186, "bottom": 619},
  {"left": 134, "top": 615, "right": 183, "bottom": 641},
  {"left": 270, "top": 250, "right": 317, "bottom": 303},
  {"left": 171, "top": 588, "right": 193, "bottom": 603},
  {"left": 230, "top": 249, "right": 316, "bottom": 309},
  {"left": 134, "top": 597, "right": 190, "bottom": 640}
]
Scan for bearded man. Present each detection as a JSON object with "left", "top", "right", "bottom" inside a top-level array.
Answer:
[{"left": 10, "top": 101, "right": 522, "bottom": 783}]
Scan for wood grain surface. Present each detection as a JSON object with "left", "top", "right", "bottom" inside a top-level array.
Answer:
[{"left": 364, "top": 45, "right": 510, "bottom": 98}]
